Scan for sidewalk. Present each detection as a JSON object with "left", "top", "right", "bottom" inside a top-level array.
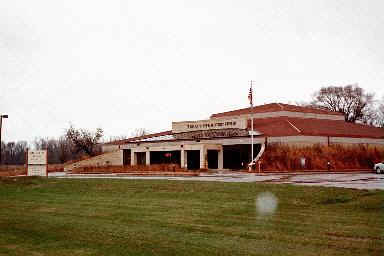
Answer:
[{"left": 48, "top": 171, "right": 384, "bottom": 190}]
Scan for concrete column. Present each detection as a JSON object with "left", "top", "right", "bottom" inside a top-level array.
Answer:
[
  {"left": 131, "top": 150, "right": 136, "bottom": 166},
  {"left": 119, "top": 150, "right": 124, "bottom": 165},
  {"left": 180, "top": 149, "right": 185, "bottom": 169},
  {"left": 218, "top": 149, "right": 223, "bottom": 169},
  {"left": 145, "top": 151, "right": 150, "bottom": 166},
  {"left": 184, "top": 150, "right": 188, "bottom": 169},
  {"left": 200, "top": 145, "right": 207, "bottom": 169}
]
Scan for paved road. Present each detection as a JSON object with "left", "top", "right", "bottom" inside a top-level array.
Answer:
[{"left": 49, "top": 171, "right": 384, "bottom": 190}]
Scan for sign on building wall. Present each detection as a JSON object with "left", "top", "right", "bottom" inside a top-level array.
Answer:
[
  {"left": 172, "top": 118, "right": 247, "bottom": 134},
  {"left": 174, "top": 128, "right": 249, "bottom": 140},
  {"left": 27, "top": 150, "right": 47, "bottom": 177}
]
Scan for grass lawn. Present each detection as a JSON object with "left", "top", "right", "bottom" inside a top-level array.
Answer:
[{"left": 0, "top": 177, "right": 383, "bottom": 256}]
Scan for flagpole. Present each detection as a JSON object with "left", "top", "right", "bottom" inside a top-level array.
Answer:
[
  {"left": 248, "top": 81, "right": 255, "bottom": 172},
  {"left": 250, "top": 81, "right": 254, "bottom": 171}
]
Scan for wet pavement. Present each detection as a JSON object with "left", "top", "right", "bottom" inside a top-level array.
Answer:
[{"left": 49, "top": 171, "right": 384, "bottom": 190}]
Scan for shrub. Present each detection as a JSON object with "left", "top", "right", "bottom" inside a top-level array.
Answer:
[{"left": 261, "top": 143, "right": 384, "bottom": 171}]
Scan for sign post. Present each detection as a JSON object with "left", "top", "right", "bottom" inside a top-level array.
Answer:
[{"left": 27, "top": 150, "right": 48, "bottom": 177}]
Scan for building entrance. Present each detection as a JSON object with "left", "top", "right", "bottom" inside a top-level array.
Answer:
[
  {"left": 135, "top": 152, "right": 146, "bottom": 165},
  {"left": 123, "top": 149, "right": 131, "bottom": 165},
  {"left": 187, "top": 150, "right": 200, "bottom": 170},
  {"left": 207, "top": 150, "right": 218, "bottom": 169},
  {"left": 150, "top": 151, "right": 181, "bottom": 165},
  {"left": 223, "top": 144, "right": 261, "bottom": 170}
]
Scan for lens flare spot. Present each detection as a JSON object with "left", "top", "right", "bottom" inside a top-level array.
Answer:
[{"left": 256, "top": 192, "right": 278, "bottom": 216}]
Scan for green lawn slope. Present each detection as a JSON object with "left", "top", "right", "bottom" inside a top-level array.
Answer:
[{"left": 0, "top": 177, "right": 383, "bottom": 256}]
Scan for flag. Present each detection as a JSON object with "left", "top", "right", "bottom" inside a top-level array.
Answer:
[{"left": 248, "top": 86, "right": 253, "bottom": 106}]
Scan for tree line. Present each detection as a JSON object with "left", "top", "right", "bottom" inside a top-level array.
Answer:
[
  {"left": 0, "top": 137, "right": 75, "bottom": 165},
  {"left": 0, "top": 126, "right": 103, "bottom": 165},
  {"left": 0, "top": 126, "right": 149, "bottom": 165}
]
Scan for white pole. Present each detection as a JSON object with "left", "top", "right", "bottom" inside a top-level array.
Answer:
[
  {"left": 0, "top": 116, "right": 2, "bottom": 165},
  {"left": 251, "top": 110, "right": 254, "bottom": 165},
  {"left": 251, "top": 83, "right": 254, "bottom": 171},
  {"left": 248, "top": 81, "right": 254, "bottom": 172}
]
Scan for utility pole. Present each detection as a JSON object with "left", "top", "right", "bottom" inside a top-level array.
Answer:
[{"left": 0, "top": 114, "right": 9, "bottom": 165}]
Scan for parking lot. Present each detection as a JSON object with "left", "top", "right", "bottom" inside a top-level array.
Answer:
[{"left": 50, "top": 171, "right": 384, "bottom": 190}]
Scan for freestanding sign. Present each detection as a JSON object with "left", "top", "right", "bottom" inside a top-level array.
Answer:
[{"left": 27, "top": 150, "right": 47, "bottom": 177}]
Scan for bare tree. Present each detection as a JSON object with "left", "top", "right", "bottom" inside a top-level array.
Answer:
[
  {"left": 65, "top": 125, "right": 103, "bottom": 157},
  {"left": 57, "top": 136, "right": 74, "bottom": 163},
  {"left": 131, "top": 128, "right": 148, "bottom": 137},
  {"left": 379, "top": 103, "right": 384, "bottom": 128},
  {"left": 1, "top": 141, "right": 28, "bottom": 165},
  {"left": 34, "top": 137, "right": 57, "bottom": 162},
  {"left": 371, "top": 97, "right": 384, "bottom": 128},
  {"left": 311, "top": 84, "right": 374, "bottom": 123},
  {"left": 107, "top": 135, "right": 128, "bottom": 143},
  {"left": 34, "top": 136, "right": 75, "bottom": 164}
]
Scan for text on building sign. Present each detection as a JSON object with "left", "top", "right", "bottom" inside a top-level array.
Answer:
[{"left": 187, "top": 121, "right": 237, "bottom": 129}]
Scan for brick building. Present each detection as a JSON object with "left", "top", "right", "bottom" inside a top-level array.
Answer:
[{"left": 92, "top": 103, "right": 384, "bottom": 171}]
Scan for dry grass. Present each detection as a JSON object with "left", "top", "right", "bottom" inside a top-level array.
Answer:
[
  {"left": 0, "top": 165, "right": 26, "bottom": 177},
  {"left": 47, "top": 164, "right": 65, "bottom": 172},
  {"left": 0, "top": 164, "right": 64, "bottom": 177},
  {"left": 262, "top": 143, "right": 384, "bottom": 171}
]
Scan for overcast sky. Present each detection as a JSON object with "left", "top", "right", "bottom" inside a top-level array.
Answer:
[{"left": 1, "top": 0, "right": 383, "bottom": 143}]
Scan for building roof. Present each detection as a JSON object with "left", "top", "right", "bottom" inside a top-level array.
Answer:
[
  {"left": 104, "top": 103, "right": 382, "bottom": 146},
  {"left": 250, "top": 117, "right": 384, "bottom": 139},
  {"left": 211, "top": 103, "right": 343, "bottom": 118},
  {"left": 104, "top": 130, "right": 174, "bottom": 145}
]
